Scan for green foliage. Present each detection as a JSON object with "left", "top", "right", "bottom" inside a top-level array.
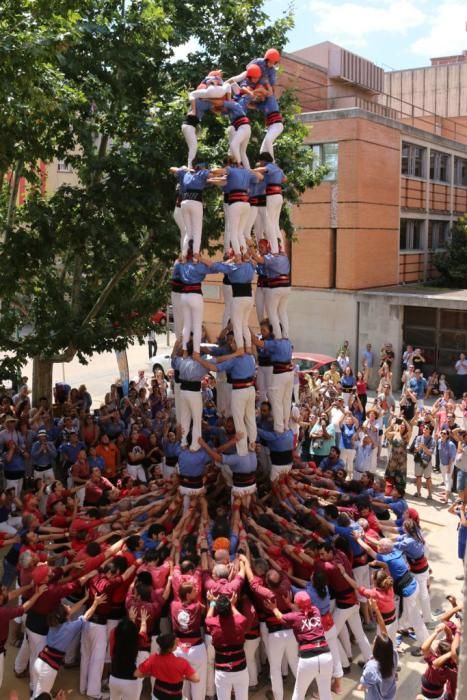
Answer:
[
  {"left": 434, "top": 215, "right": 467, "bottom": 288},
  {"left": 0, "top": 0, "right": 326, "bottom": 377}
]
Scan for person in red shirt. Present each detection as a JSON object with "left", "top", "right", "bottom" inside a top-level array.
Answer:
[
  {"left": 80, "top": 559, "right": 135, "bottom": 699},
  {"left": 135, "top": 631, "right": 199, "bottom": 699},
  {"left": 171, "top": 581, "right": 206, "bottom": 700},
  {"left": 84, "top": 467, "right": 118, "bottom": 506},
  {"left": 205, "top": 592, "right": 249, "bottom": 700},
  {"left": 316, "top": 542, "right": 372, "bottom": 671},
  {"left": 267, "top": 591, "right": 333, "bottom": 700},
  {"left": 0, "top": 582, "right": 46, "bottom": 689}
]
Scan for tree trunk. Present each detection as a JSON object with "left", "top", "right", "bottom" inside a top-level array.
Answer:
[{"left": 32, "top": 357, "right": 54, "bottom": 408}]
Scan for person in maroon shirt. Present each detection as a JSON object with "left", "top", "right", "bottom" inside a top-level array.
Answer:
[
  {"left": 126, "top": 572, "right": 172, "bottom": 662},
  {"left": 171, "top": 581, "right": 207, "bottom": 700},
  {"left": 316, "top": 542, "right": 372, "bottom": 671},
  {"left": 241, "top": 553, "right": 298, "bottom": 700},
  {"left": 79, "top": 559, "right": 135, "bottom": 699},
  {"left": 0, "top": 583, "right": 46, "bottom": 689},
  {"left": 205, "top": 592, "right": 249, "bottom": 700},
  {"left": 267, "top": 591, "right": 333, "bottom": 700},
  {"left": 84, "top": 467, "right": 118, "bottom": 506}
]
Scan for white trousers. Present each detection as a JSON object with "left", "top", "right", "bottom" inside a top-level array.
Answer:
[
  {"left": 353, "top": 565, "right": 371, "bottom": 603},
  {"left": 332, "top": 604, "right": 372, "bottom": 665},
  {"left": 398, "top": 583, "right": 428, "bottom": 643},
  {"left": 127, "top": 463, "right": 147, "bottom": 483},
  {"left": 255, "top": 286, "right": 266, "bottom": 324},
  {"left": 80, "top": 620, "right": 108, "bottom": 698},
  {"left": 271, "top": 463, "right": 292, "bottom": 481},
  {"left": 257, "top": 365, "right": 273, "bottom": 403},
  {"left": 180, "top": 389, "right": 202, "bottom": 451},
  {"left": 267, "top": 629, "right": 298, "bottom": 700},
  {"left": 171, "top": 291, "right": 183, "bottom": 340},
  {"left": 176, "top": 642, "right": 207, "bottom": 700},
  {"left": 173, "top": 205, "right": 186, "bottom": 253},
  {"left": 109, "top": 675, "right": 141, "bottom": 700},
  {"left": 215, "top": 667, "right": 249, "bottom": 700},
  {"left": 440, "top": 463, "right": 453, "bottom": 495},
  {"left": 181, "top": 123, "right": 198, "bottom": 168},
  {"left": 222, "top": 284, "right": 233, "bottom": 329},
  {"left": 190, "top": 83, "right": 231, "bottom": 100},
  {"left": 229, "top": 124, "right": 251, "bottom": 168},
  {"left": 15, "top": 628, "right": 46, "bottom": 690},
  {"left": 33, "top": 467, "right": 55, "bottom": 482},
  {"left": 174, "top": 381, "right": 181, "bottom": 423},
  {"left": 223, "top": 202, "right": 231, "bottom": 253},
  {"left": 5, "top": 477, "right": 23, "bottom": 498},
  {"left": 253, "top": 207, "right": 267, "bottom": 239},
  {"left": 260, "top": 122, "right": 284, "bottom": 159},
  {"left": 231, "top": 295, "right": 253, "bottom": 348},
  {"left": 244, "top": 637, "right": 261, "bottom": 686},
  {"left": 291, "top": 652, "right": 332, "bottom": 700},
  {"left": 265, "top": 286, "right": 290, "bottom": 339},
  {"left": 243, "top": 204, "right": 258, "bottom": 243},
  {"left": 231, "top": 386, "right": 257, "bottom": 456},
  {"left": 269, "top": 371, "right": 294, "bottom": 433},
  {"left": 228, "top": 201, "right": 250, "bottom": 254},
  {"left": 413, "top": 569, "right": 433, "bottom": 624},
  {"left": 265, "top": 194, "right": 283, "bottom": 253},
  {"left": 181, "top": 292, "right": 204, "bottom": 352},
  {"left": 33, "top": 658, "right": 58, "bottom": 697},
  {"left": 180, "top": 200, "right": 203, "bottom": 255},
  {"left": 341, "top": 448, "right": 356, "bottom": 473},
  {"left": 324, "top": 625, "right": 343, "bottom": 679}
]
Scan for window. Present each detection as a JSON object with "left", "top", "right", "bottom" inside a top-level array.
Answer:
[
  {"left": 312, "top": 143, "right": 338, "bottom": 180},
  {"left": 428, "top": 220, "right": 450, "bottom": 249},
  {"left": 429, "top": 150, "right": 450, "bottom": 183},
  {"left": 401, "top": 142, "right": 426, "bottom": 178},
  {"left": 455, "top": 157, "right": 467, "bottom": 186},
  {"left": 57, "top": 161, "right": 73, "bottom": 173},
  {"left": 400, "top": 219, "right": 423, "bottom": 251}
]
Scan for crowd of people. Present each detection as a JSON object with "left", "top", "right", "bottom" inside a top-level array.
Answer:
[{"left": 0, "top": 47, "right": 465, "bottom": 700}]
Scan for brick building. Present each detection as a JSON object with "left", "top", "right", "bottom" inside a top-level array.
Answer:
[{"left": 203, "top": 42, "right": 467, "bottom": 381}]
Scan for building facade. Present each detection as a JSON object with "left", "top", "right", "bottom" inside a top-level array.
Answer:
[{"left": 203, "top": 42, "right": 467, "bottom": 381}]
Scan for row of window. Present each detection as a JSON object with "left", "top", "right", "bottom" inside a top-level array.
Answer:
[
  {"left": 400, "top": 218, "right": 451, "bottom": 251},
  {"left": 311, "top": 143, "right": 338, "bottom": 180},
  {"left": 402, "top": 142, "right": 467, "bottom": 186}
]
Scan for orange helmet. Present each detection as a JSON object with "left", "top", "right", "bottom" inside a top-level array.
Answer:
[
  {"left": 264, "top": 48, "right": 280, "bottom": 63},
  {"left": 246, "top": 64, "right": 262, "bottom": 79}
]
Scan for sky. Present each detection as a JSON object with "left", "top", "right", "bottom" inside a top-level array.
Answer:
[{"left": 265, "top": 0, "right": 467, "bottom": 70}]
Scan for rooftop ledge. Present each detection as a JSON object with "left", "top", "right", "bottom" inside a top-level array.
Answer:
[{"left": 298, "top": 107, "right": 467, "bottom": 154}]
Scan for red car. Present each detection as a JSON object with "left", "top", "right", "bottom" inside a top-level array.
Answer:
[{"left": 292, "top": 352, "right": 336, "bottom": 388}]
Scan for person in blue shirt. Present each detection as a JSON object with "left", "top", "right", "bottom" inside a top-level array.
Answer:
[
  {"left": 248, "top": 237, "right": 290, "bottom": 339},
  {"left": 409, "top": 369, "right": 427, "bottom": 410},
  {"left": 319, "top": 446, "right": 346, "bottom": 475},
  {"left": 357, "top": 537, "right": 428, "bottom": 648},
  {"left": 396, "top": 517, "right": 433, "bottom": 626},
  {"left": 177, "top": 258, "right": 220, "bottom": 354},
  {"left": 195, "top": 341, "right": 256, "bottom": 456},
  {"left": 255, "top": 152, "right": 286, "bottom": 254},
  {"left": 172, "top": 340, "right": 207, "bottom": 452},
  {"left": 203, "top": 256, "right": 256, "bottom": 352},
  {"left": 228, "top": 48, "right": 281, "bottom": 95},
  {"left": 161, "top": 423, "right": 182, "bottom": 479},
  {"left": 256, "top": 426, "right": 294, "bottom": 481},
  {"left": 178, "top": 444, "right": 212, "bottom": 498},
  {"left": 208, "top": 164, "right": 261, "bottom": 254},
  {"left": 31, "top": 430, "right": 57, "bottom": 482},
  {"left": 32, "top": 592, "right": 107, "bottom": 697},
  {"left": 251, "top": 334, "right": 293, "bottom": 433},
  {"left": 370, "top": 484, "right": 408, "bottom": 529},
  {"left": 221, "top": 100, "right": 251, "bottom": 168},
  {"left": 437, "top": 429, "right": 456, "bottom": 502},
  {"left": 170, "top": 158, "right": 212, "bottom": 258},
  {"left": 200, "top": 436, "right": 257, "bottom": 505}
]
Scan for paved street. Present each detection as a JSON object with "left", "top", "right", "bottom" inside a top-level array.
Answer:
[{"left": 2, "top": 337, "right": 465, "bottom": 698}]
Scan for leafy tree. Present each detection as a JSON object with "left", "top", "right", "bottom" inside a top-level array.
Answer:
[
  {"left": 0, "top": 0, "right": 327, "bottom": 402},
  {"left": 434, "top": 215, "right": 467, "bottom": 287}
]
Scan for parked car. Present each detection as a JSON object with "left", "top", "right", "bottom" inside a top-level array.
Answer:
[{"left": 292, "top": 352, "right": 336, "bottom": 388}]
